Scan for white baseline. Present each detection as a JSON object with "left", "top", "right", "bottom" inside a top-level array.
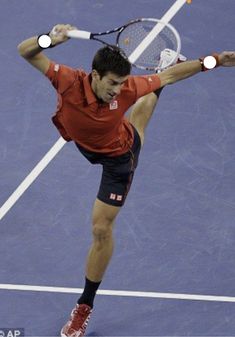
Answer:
[{"left": 0, "top": 283, "right": 235, "bottom": 303}]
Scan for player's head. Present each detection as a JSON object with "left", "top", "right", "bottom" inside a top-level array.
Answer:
[
  {"left": 91, "top": 45, "right": 131, "bottom": 103},
  {"left": 92, "top": 45, "right": 131, "bottom": 78}
]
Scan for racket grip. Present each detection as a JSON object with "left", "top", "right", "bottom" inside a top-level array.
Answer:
[{"left": 66, "top": 30, "right": 91, "bottom": 40}]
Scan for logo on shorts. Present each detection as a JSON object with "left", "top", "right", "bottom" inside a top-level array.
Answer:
[
  {"left": 110, "top": 193, "right": 123, "bottom": 201},
  {"left": 109, "top": 100, "right": 118, "bottom": 110}
]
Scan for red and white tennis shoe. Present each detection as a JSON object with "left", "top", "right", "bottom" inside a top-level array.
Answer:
[{"left": 61, "top": 304, "right": 92, "bottom": 337}]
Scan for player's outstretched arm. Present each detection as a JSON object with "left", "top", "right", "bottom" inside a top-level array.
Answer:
[
  {"left": 158, "top": 51, "right": 235, "bottom": 87},
  {"left": 17, "top": 24, "right": 76, "bottom": 74}
]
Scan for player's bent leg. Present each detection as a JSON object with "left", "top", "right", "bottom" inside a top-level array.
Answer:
[
  {"left": 86, "top": 198, "right": 121, "bottom": 282},
  {"left": 128, "top": 92, "right": 158, "bottom": 146},
  {"left": 127, "top": 49, "right": 188, "bottom": 146}
]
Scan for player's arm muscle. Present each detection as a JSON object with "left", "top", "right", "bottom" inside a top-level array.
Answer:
[
  {"left": 158, "top": 60, "right": 202, "bottom": 86},
  {"left": 17, "top": 36, "right": 50, "bottom": 74}
]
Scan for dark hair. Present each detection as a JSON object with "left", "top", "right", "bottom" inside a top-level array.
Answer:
[{"left": 92, "top": 45, "right": 131, "bottom": 78}]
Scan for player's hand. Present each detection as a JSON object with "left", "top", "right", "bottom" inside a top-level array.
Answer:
[
  {"left": 49, "top": 24, "right": 77, "bottom": 46},
  {"left": 219, "top": 51, "right": 235, "bottom": 67}
]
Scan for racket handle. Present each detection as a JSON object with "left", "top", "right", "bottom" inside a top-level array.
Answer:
[{"left": 66, "top": 30, "right": 91, "bottom": 40}]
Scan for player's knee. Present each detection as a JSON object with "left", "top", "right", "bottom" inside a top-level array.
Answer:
[{"left": 92, "top": 220, "right": 113, "bottom": 244}]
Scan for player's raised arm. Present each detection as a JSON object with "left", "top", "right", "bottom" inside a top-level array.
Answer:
[
  {"left": 17, "top": 24, "right": 76, "bottom": 74},
  {"left": 158, "top": 51, "right": 235, "bottom": 87}
]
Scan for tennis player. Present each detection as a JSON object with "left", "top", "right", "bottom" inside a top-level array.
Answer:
[{"left": 18, "top": 24, "right": 235, "bottom": 337}]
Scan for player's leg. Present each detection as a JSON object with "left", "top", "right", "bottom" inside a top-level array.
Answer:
[
  {"left": 86, "top": 198, "right": 120, "bottom": 282},
  {"left": 61, "top": 129, "right": 141, "bottom": 337},
  {"left": 128, "top": 49, "right": 187, "bottom": 146},
  {"left": 128, "top": 89, "right": 163, "bottom": 146},
  {"left": 77, "top": 128, "right": 141, "bottom": 307},
  {"left": 61, "top": 200, "right": 121, "bottom": 337},
  {"left": 76, "top": 198, "right": 120, "bottom": 309}
]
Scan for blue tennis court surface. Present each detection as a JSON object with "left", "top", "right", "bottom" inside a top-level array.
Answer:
[{"left": 1, "top": 0, "right": 235, "bottom": 335}]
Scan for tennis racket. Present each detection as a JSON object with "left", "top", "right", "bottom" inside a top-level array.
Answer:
[{"left": 64, "top": 18, "right": 181, "bottom": 71}]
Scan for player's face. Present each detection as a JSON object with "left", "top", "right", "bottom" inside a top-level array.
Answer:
[{"left": 92, "top": 71, "right": 128, "bottom": 103}]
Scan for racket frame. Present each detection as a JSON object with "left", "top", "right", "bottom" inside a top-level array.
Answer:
[
  {"left": 116, "top": 18, "right": 181, "bottom": 71},
  {"left": 67, "top": 18, "right": 181, "bottom": 71}
]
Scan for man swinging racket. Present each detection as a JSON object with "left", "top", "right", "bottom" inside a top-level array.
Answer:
[{"left": 18, "top": 22, "right": 235, "bottom": 336}]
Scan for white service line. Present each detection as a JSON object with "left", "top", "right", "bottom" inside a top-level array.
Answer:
[
  {"left": 129, "top": 0, "right": 189, "bottom": 63},
  {"left": 1, "top": 283, "right": 235, "bottom": 303},
  {"left": 0, "top": 137, "right": 66, "bottom": 221}
]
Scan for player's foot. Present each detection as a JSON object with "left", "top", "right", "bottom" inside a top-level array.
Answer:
[
  {"left": 158, "top": 48, "right": 187, "bottom": 71},
  {"left": 61, "top": 304, "right": 92, "bottom": 337}
]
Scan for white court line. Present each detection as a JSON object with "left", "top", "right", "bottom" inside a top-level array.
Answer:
[
  {"left": 0, "top": 137, "right": 66, "bottom": 220},
  {"left": 1, "top": 283, "right": 235, "bottom": 303}
]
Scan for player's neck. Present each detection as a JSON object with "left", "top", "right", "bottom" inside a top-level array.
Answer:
[{"left": 91, "top": 78, "right": 105, "bottom": 103}]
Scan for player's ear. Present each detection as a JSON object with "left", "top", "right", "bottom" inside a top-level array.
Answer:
[{"left": 91, "top": 69, "right": 101, "bottom": 81}]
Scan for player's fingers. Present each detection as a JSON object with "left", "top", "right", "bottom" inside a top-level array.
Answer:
[
  {"left": 64, "top": 24, "right": 78, "bottom": 32},
  {"left": 51, "top": 24, "right": 63, "bottom": 36},
  {"left": 51, "top": 24, "right": 72, "bottom": 36}
]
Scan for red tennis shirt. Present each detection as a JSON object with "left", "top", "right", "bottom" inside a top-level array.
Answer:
[{"left": 45, "top": 61, "right": 161, "bottom": 156}]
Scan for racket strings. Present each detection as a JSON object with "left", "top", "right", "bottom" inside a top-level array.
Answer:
[{"left": 118, "top": 20, "right": 179, "bottom": 70}]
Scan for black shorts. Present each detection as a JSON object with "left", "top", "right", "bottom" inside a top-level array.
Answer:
[{"left": 75, "top": 126, "right": 141, "bottom": 207}]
